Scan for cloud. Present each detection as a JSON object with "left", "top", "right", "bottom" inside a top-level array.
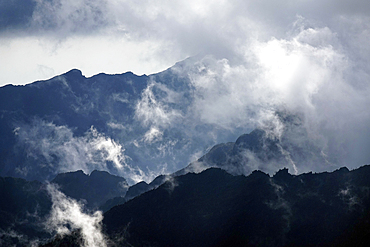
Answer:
[
  {"left": 144, "top": 19, "right": 369, "bottom": 175},
  {"left": 163, "top": 176, "right": 178, "bottom": 194},
  {"left": 0, "top": 0, "right": 36, "bottom": 31},
  {"left": 339, "top": 186, "right": 361, "bottom": 210},
  {"left": 267, "top": 178, "right": 293, "bottom": 236},
  {"left": 143, "top": 127, "right": 163, "bottom": 144},
  {"left": 31, "top": 0, "right": 111, "bottom": 36},
  {"left": 15, "top": 119, "right": 151, "bottom": 184},
  {"left": 135, "top": 81, "right": 183, "bottom": 128},
  {"left": 1, "top": 0, "right": 369, "bottom": 87},
  {"left": 45, "top": 183, "right": 107, "bottom": 247},
  {"left": 0, "top": 0, "right": 111, "bottom": 35},
  {"left": 124, "top": 17, "right": 370, "bottom": 176}
]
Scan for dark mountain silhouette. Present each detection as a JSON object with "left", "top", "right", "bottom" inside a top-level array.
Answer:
[
  {"left": 0, "top": 169, "right": 131, "bottom": 246},
  {"left": 0, "top": 176, "right": 52, "bottom": 245},
  {"left": 100, "top": 174, "right": 171, "bottom": 212},
  {"left": 51, "top": 170, "right": 128, "bottom": 209},
  {"left": 102, "top": 166, "right": 370, "bottom": 247}
]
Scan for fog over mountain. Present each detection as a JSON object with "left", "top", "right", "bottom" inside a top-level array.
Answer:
[
  {"left": 1, "top": 49, "right": 370, "bottom": 184},
  {"left": 1, "top": 1, "right": 370, "bottom": 246}
]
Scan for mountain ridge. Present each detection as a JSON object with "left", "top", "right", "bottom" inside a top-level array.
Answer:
[{"left": 102, "top": 165, "right": 370, "bottom": 247}]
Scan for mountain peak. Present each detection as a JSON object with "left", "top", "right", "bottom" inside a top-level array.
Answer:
[
  {"left": 334, "top": 167, "right": 350, "bottom": 173},
  {"left": 63, "top": 68, "right": 84, "bottom": 77},
  {"left": 273, "top": 167, "right": 291, "bottom": 179}
]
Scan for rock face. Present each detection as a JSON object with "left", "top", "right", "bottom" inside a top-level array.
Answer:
[
  {"left": 103, "top": 165, "right": 370, "bottom": 247},
  {"left": 51, "top": 170, "right": 128, "bottom": 209}
]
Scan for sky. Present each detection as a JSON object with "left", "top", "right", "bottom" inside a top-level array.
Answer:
[{"left": 0, "top": 0, "right": 369, "bottom": 86}]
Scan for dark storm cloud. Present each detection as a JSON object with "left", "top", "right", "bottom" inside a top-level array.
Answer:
[
  {"left": 0, "top": 0, "right": 36, "bottom": 31},
  {"left": 31, "top": 0, "right": 111, "bottom": 35},
  {"left": 0, "top": 0, "right": 111, "bottom": 36}
]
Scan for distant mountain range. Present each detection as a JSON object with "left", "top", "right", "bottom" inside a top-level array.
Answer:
[
  {"left": 0, "top": 60, "right": 227, "bottom": 183},
  {"left": 0, "top": 57, "right": 338, "bottom": 185}
]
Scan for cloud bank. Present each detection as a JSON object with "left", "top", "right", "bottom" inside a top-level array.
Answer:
[{"left": 133, "top": 20, "right": 370, "bottom": 174}]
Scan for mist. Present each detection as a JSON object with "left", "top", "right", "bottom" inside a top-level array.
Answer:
[
  {"left": 15, "top": 119, "right": 152, "bottom": 184},
  {"left": 45, "top": 183, "right": 107, "bottom": 247}
]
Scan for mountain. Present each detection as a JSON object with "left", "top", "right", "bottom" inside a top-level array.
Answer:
[
  {"left": 104, "top": 125, "right": 338, "bottom": 211},
  {"left": 0, "top": 62, "right": 203, "bottom": 183},
  {"left": 100, "top": 174, "right": 171, "bottom": 212},
  {"left": 176, "top": 120, "right": 331, "bottom": 177},
  {"left": 0, "top": 169, "right": 131, "bottom": 246},
  {"left": 102, "top": 166, "right": 370, "bottom": 247},
  {"left": 51, "top": 170, "right": 128, "bottom": 209},
  {"left": 0, "top": 57, "right": 344, "bottom": 185},
  {"left": 0, "top": 69, "right": 149, "bottom": 182},
  {"left": 0, "top": 176, "right": 52, "bottom": 245}
]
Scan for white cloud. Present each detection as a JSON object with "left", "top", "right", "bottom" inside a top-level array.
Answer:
[
  {"left": 15, "top": 119, "right": 154, "bottom": 184},
  {"left": 45, "top": 183, "right": 107, "bottom": 247},
  {"left": 135, "top": 82, "right": 182, "bottom": 128},
  {"left": 17, "top": 121, "right": 127, "bottom": 173},
  {"left": 164, "top": 22, "right": 370, "bottom": 173},
  {"left": 143, "top": 127, "right": 163, "bottom": 144}
]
